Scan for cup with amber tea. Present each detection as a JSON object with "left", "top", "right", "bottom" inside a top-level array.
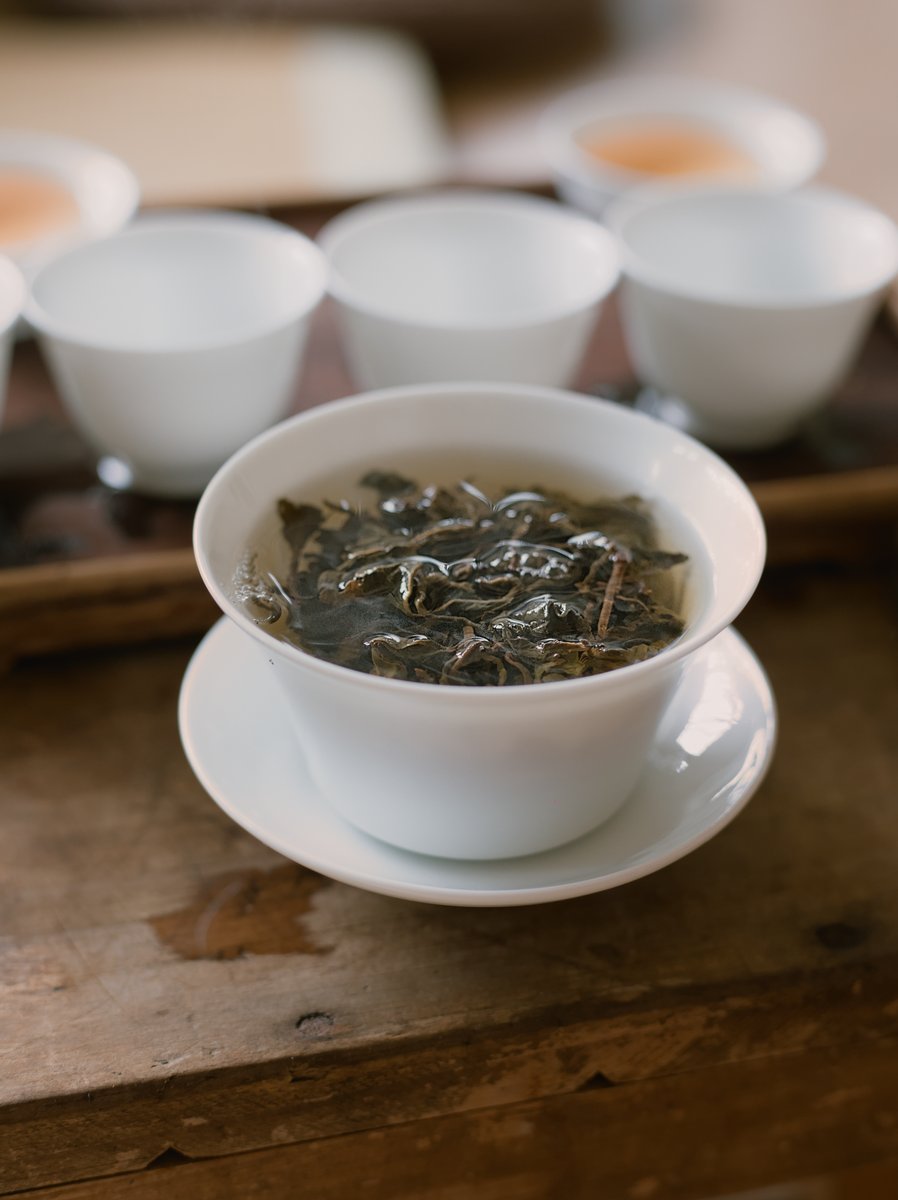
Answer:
[
  {"left": 0, "top": 132, "right": 139, "bottom": 289},
  {"left": 194, "top": 383, "right": 765, "bottom": 860},
  {"left": 541, "top": 77, "right": 825, "bottom": 220}
]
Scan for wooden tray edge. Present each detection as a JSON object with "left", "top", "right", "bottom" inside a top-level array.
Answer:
[{"left": 3, "top": 467, "right": 898, "bottom": 665}]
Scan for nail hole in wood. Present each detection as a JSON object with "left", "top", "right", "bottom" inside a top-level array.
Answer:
[{"left": 577, "top": 1071, "right": 616, "bottom": 1091}]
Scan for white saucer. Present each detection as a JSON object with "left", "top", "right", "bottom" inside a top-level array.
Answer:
[{"left": 179, "top": 619, "right": 776, "bottom": 908}]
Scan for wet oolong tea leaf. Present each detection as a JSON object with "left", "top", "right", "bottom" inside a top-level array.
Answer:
[{"left": 240, "top": 474, "right": 688, "bottom": 686}]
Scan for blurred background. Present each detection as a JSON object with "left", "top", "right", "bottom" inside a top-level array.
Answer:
[{"left": 0, "top": 0, "right": 896, "bottom": 216}]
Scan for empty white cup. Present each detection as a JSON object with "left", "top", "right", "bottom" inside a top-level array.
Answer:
[
  {"left": 317, "top": 189, "right": 620, "bottom": 389},
  {"left": 26, "top": 211, "right": 327, "bottom": 496},
  {"left": 609, "top": 185, "right": 898, "bottom": 449},
  {"left": 0, "top": 255, "right": 25, "bottom": 427}
]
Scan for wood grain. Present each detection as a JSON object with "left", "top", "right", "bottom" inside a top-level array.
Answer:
[
  {"left": 9, "top": 1039, "right": 898, "bottom": 1200},
  {"left": 4, "top": 5, "right": 898, "bottom": 1191},
  {"left": 0, "top": 550, "right": 218, "bottom": 662},
  {"left": 752, "top": 464, "right": 898, "bottom": 525},
  {"left": 2, "top": 566, "right": 898, "bottom": 1193}
]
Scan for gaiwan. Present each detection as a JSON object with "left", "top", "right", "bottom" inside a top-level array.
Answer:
[{"left": 236, "top": 469, "right": 688, "bottom": 687}]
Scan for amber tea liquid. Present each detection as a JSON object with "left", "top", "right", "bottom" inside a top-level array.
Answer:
[
  {"left": 0, "top": 169, "right": 80, "bottom": 247},
  {"left": 578, "top": 119, "right": 758, "bottom": 180}
]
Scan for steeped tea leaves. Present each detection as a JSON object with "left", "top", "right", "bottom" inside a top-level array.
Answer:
[{"left": 242, "top": 475, "right": 688, "bottom": 686}]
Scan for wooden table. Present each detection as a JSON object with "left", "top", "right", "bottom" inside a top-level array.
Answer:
[
  {"left": 8, "top": 0, "right": 898, "bottom": 1181},
  {"left": 3, "top": 559, "right": 898, "bottom": 1198},
  {"left": 3, "top": 206, "right": 898, "bottom": 1197},
  {"left": 1, "top": 266, "right": 898, "bottom": 1199}
]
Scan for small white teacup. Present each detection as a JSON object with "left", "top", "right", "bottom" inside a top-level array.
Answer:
[
  {"left": 541, "top": 77, "right": 825, "bottom": 221},
  {"left": 609, "top": 185, "right": 898, "bottom": 449},
  {"left": 0, "top": 132, "right": 140, "bottom": 290},
  {"left": 26, "top": 211, "right": 327, "bottom": 496},
  {"left": 317, "top": 189, "right": 619, "bottom": 390}
]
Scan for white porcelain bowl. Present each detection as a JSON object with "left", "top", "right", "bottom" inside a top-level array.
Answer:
[
  {"left": 317, "top": 190, "right": 619, "bottom": 389},
  {"left": 610, "top": 184, "right": 898, "bottom": 448},
  {"left": 26, "top": 211, "right": 327, "bottom": 497},
  {"left": 0, "top": 255, "right": 25, "bottom": 428},
  {"left": 194, "top": 383, "right": 765, "bottom": 860},
  {"left": 0, "top": 132, "right": 139, "bottom": 284},
  {"left": 541, "top": 77, "right": 825, "bottom": 220}
]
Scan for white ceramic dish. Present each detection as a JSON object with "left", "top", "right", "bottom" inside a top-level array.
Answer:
[
  {"left": 194, "top": 383, "right": 766, "bottom": 860},
  {"left": 541, "top": 77, "right": 825, "bottom": 220},
  {"left": 0, "top": 131, "right": 139, "bottom": 284},
  {"left": 0, "top": 255, "right": 25, "bottom": 427},
  {"left": 609, "top": 184, "right": 898, "bottom": 449},
  {"left": 179, "top": 618, "right": 776, "bottom": 907},
  {"left": 317, "top": 189, "right": 619, "bottom": 388},
  {"left": 26, "top": 211, "right": 327, "bottom": 497}
]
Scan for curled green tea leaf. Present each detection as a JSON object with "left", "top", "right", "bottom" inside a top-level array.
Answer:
[{"left": 245, "top": 476, "right": 689, "bottom": 686}]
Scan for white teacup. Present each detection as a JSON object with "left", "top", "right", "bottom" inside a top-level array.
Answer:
[
  {"left": 541, "top": 77, "right": 825, "bottom": 221},
  {"left": 26, "top": 212, "right": 327, "bottom": 496},
  {"left": 610, "top": 185, "right": 898, "bottom": 449},
  {"left": 0, "top": 132, "right": 140, "bottom": 288},
  {"left": 194, "top": 383, "right": 765, "bottom": 860},
  {"left": 317, "top": 190, "right": 619, "bottom": 389},
  {"left": 0, "top": 255, "right": 25, "bottom": 427}
]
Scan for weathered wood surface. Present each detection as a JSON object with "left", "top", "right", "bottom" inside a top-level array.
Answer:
[
  {"left": 7, "top": 1043, "right": 898, "bottom": 1200},
  {"left": 1, "top": 563, "right": 897, "bottom": 1195},
  {"left": 0, "top": 551, "right": 218, "bottom": 665}
]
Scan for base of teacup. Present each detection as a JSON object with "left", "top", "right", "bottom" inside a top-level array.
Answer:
[
  {"left": 633, "top": 388, "right": 806, "bottom": 451},
  {"left": 319, "top": 781, "right": 635, "bottom": 861},
  {"left": 97, "top": 454, "right": 218, "bottom": 499}
]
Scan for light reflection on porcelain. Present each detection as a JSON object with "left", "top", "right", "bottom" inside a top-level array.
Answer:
[{"left": 676, "top": 660, "right": 745, "bottom": 759}]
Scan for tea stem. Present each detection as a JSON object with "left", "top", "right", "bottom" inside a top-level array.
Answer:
[{"left": 597, "top": 558, "right": 627, "bottom": 640}]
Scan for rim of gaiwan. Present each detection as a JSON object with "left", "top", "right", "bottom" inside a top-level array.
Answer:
[{"left": 194, "top": 382, "right": 767, "bottom": 702}]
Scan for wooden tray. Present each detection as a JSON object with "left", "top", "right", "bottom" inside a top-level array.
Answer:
[{"left": 4, "top": 210, "right": 898, "bottom": 663}]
